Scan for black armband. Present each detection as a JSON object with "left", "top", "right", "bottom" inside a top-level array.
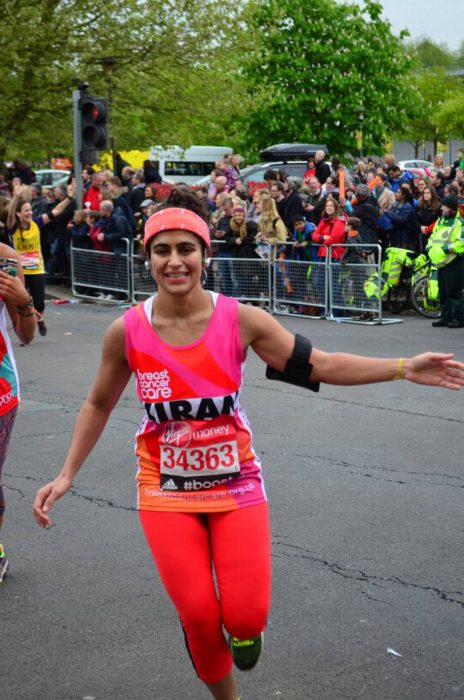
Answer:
[
  {"left": 266, "top": 333, "right": 320, "bottom": 392},
  {"left": 48, "top": 211, "right": 57, "bottom": 221}
]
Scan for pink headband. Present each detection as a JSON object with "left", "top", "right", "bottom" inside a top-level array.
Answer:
[{"left": 144, "top": 207, "right": 211, "bottom": 252}]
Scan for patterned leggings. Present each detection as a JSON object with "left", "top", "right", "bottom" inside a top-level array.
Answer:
[{"left": 0, "top": 406, "right": 18, "bottom": 530}]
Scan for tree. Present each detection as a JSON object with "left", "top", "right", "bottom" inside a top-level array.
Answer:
[
  {"left": 239, "top": 0, "right": 421, "bottom": 157},
  {"left": 0, "top": 0, "right": 249, "bottom": 162},
  {"left": 435, "top": 94, "right": 464, "bottom": 139},
  {"left": 397, "top": 69, "right": 464, "bottom": 155},
  {"left": 407, "top": 39, "right": 456, "bottom": 70}
]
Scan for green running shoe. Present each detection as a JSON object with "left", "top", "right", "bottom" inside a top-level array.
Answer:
[
  {"left": 0, "top": 544, "right": 9, "bottom": 583},
  {"left": 229, "top": 633, "right": 263, "bottom": 671}
]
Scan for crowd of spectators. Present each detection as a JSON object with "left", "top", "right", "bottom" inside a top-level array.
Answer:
[{"left": 1, "top": 148, "right": 463, "bottom": 309}]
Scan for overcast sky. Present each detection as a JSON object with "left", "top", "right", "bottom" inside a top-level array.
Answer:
[{"left": 357, "top": 0, "right": 464, "bottom": 50}]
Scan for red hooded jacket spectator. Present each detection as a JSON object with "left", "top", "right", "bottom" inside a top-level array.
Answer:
[{"left": 312, "top": 196, "right": 346, "bottom": 259}]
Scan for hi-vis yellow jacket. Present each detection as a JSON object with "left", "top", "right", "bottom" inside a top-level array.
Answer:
[{"left": 426, "top": 215, "right": 464, "bottom": 268}]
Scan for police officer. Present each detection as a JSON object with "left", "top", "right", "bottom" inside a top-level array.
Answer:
[{"left": 427, "top": 195, "right": 464, "bottom": 328}]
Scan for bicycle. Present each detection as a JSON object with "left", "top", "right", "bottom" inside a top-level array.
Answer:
[{"left": 386, "top": 251, "right": 440, "bottom": 318}]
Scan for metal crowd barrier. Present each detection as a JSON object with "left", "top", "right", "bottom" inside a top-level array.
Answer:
[
  {"left": 326, "top": 244, "right": 401, "bottom": 325},
  {"left": 207, "top": 252, "right": 271, "bottom": 306},
  {"left": 271, "top": 244, "right": 328, "bottom": 317},
  {"left": 132, "top": 244, "right": 157, "bottom": 302},
  {"left": 71, "top": 238, "right": 132, "bottom": 302},
  {"left": 71, "top": 239, "right": 400, "bottom": 325}
]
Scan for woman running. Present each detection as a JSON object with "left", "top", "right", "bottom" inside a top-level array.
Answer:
[
  {"left": 6, "top": 178, "right": 73, "bottom": 336},
  {"left": 0, "top": 243, "right": 36, "bottom": 581},
  {"left": 33, "top": 190, "right": 464, "bottom": 700}
]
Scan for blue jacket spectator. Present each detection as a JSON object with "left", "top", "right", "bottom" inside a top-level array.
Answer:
[
  {"left": 108, "top": 177, "right": 136, "bottom": 235},
  {"left": 381, "top": 186, "right": 416, "bottom": 249},
  {"left": 388, "top": 165, "right": 414, "bottom": 193},
  {"left": 97, "top": 200, "right": 131, "bottom": 254}
]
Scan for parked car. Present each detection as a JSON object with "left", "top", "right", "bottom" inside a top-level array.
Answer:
[
  {"left": 195, "top": 161, "right": 307, "bottom": 187},
  {"left": 397, "top": 160, "right": 433, "bottom": 178},
  {"left": 259, "top": 143, "right": 328, "bottom": 161},
  {"left": 34, "top": 169, "right": 71, "bottom": 188},
  {"left": 239, "top": 161, "right": 308, "bottom": 183}
]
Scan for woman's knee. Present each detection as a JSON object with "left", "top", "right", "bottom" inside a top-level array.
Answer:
[
  {"left": 222, "top": 601, "right": 268, "bottom": 640},
  {"left": 181, "top": 599, "right": 221, "bottom": 634}
]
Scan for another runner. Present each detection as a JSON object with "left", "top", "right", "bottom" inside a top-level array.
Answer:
[
  {"left": 6, "top": 177, "right": 74, "bottom": 336},
  {"left": 0, "top": 243, "right": 36, "bottom": 581},
  {"left": 33, "top": 190, "right": 464, "bottom": 700}
]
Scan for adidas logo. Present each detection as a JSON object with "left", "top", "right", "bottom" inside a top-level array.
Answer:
[{"left": 162, "top": 479, "right": 178, "bottom": 491}]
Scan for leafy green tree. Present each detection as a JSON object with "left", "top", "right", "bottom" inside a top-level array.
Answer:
[
  {"left": 0, "top": 0, "right": 248, "bottom": 163},
  {"left": 435, "top": 94, "right": 464, "bottom": 138},
  {"left": 397, "top": 69, "right": 464, "bottom": 155},
  {"left": 407, "top": 39, "right": 456, "bottom": 70},
  {"left": 239, "top": 0, "right": 420, "bottom": 157}
]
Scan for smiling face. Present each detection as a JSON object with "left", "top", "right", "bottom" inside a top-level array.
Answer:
[
  {"left": 18, "top": 201, "right": 33, "bottom": 226},
  {"left": 148, "top": 230, "right": 204, "bottom": 294},
  {"left": 325, "top": 199, "right": 335, "bottom": 217},
  {"left": 232, "top": 210, "right": 245, "bottom": 225}
]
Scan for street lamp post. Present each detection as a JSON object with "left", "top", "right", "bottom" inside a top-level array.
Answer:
[
  {"left": 97, "top": 57, "right": 118, "bottom": 173},
  {"left": 355, "top": 105, "right": 365, "bottom": 159}
]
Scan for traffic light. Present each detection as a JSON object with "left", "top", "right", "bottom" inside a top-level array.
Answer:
[{"left": 79, "top": 94, "right": 109, "bottom": 164}]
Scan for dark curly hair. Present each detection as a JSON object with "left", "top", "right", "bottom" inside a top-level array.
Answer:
[{"left": 160, "top": 186, "right": 210, "bottom": 224}]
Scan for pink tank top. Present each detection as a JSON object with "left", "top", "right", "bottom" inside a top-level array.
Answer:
[{"left": 124, "top": 292, "right": 266, "bottom": 512}]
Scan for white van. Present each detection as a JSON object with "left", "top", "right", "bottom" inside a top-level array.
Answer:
[{"left": 148, "top": 145, "right": 233, "bottom": 184}]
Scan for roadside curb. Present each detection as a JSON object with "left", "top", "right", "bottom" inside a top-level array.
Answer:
[{"left": 45, "top": 285, "right": 79, "bottom": 303}]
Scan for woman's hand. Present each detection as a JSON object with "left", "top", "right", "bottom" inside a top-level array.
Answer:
[
  {"left": 67, "top": 179, "right": 76, "bottom": 198},
  {"left": 33, "top": 475, "right": 73, "bottom": 528},
  {"left": 404, "top": 353, "right": 464, "bottom": 390},
  {"left": 12, "top": 177, "right": 23, "bottom": 198},
  {"left": 0, "top": 270, "right": 30, "bottom": 307}
]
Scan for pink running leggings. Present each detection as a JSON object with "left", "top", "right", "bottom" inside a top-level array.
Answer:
[{"left": 139, "top": 502, "right": 271, "bottom": 684}]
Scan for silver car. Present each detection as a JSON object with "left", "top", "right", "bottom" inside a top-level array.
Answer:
[{"left": 34, "top": 169, "right": 71, "bottom": 188}]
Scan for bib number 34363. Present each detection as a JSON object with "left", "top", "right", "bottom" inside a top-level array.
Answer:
[{"left": 160, "top": 441, "right": 240, "bottom": 479}]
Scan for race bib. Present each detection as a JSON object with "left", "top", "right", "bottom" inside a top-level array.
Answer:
[
  {"left": 159, "top": 420, "right": 240, "bottom": 491},
  {"left": 19, "top": 252, "right": 39, "bottom": 271}
]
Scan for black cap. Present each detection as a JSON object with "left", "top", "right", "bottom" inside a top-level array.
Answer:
[{"left": 441, "top": 194, "right": 458, "bottom": 210}]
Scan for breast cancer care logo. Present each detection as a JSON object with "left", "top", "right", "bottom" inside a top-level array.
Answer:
[{"left": 163, "top": 421, "right": 192, "bottom": 448}]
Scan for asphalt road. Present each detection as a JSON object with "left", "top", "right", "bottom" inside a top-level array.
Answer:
[{"left": 1, "top": 302, "right": 463, "bottom": 700}]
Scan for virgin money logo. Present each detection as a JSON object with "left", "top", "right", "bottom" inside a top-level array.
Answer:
[{"left": 163, "top": 421, "right": 192, "bottom": 447}]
